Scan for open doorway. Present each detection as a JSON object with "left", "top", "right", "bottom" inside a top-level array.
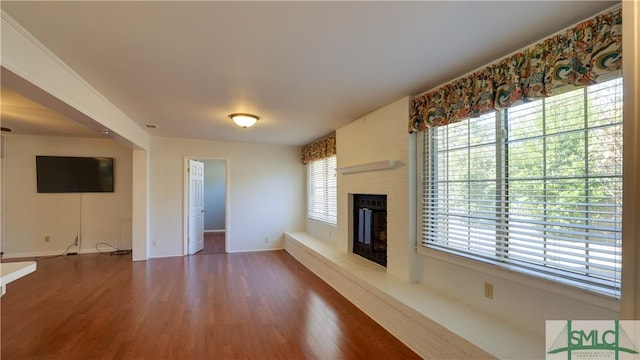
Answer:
[{"left": 183, "top": 157, "right": 228, "bottom": 255}]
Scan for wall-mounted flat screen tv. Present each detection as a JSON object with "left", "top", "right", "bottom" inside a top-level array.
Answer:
[{"left": 36, "top": 156, "right": 114, "bottom": 193}]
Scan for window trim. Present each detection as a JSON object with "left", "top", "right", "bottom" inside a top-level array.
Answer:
[{"left": 416, "top": 79, "right": 623, "bottom": 304}]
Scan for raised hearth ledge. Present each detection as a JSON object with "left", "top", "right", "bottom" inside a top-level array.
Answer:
[
  {"left": 1, "top": 261, "right": 36, "bottom": 296},
  {"left": 284, "top": 231, "right": 542, "bottom": 359},
  {"left": 336, "top": 160, "right": 400, "bottom": 174}
]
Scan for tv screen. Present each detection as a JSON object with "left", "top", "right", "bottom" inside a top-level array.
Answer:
[{"left": 36, "top": 156, "right": 114, "bottom": 193}]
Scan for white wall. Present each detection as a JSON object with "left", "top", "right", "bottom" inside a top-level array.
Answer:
[
  {"left": 148, "top": 137, "right": 305, "bottom": 257},
  {"left": 131, "top": 148, "right": 148, "bottom": 261},
  {"left": 334, "top": 96, "right": 619, "bottom": 338},
  {"left": 421, "top": 255, "right": 618, "bottom": 336},
  {"left": 306, "top": 218, "right": 337, "bottom": 246},
  {"left": 3, "top": 134, "right": 133, "bottom": 257},
  {"left": 336, "top": 97, "right": 417, "bottom": 282},
  {"left": 1, "top": 12, "right": 151, "bottom": 260}
]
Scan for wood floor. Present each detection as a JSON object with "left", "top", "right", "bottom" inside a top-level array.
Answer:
[
  {"left": 200, "top": 232, "right": 225, "bottom": 255},
  {"left": 1, "top": 251, "right": 420, "bottom": 359}
]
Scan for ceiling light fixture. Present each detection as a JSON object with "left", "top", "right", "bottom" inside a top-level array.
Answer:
[{"left": 229, "top": 113, "right": 259, "bottom": 129}]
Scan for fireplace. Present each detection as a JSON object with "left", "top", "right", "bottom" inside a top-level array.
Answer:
[{"left": 353, "top": 194, "right": 387, "bottom": 267}]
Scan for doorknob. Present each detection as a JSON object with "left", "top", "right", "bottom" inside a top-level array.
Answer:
[{"left": 201, "top": 209, "right": 206, "bottom": 213}]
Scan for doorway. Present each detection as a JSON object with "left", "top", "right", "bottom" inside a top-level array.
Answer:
[{"left": 183, "top": 157, "right": 228, "bottom": 255}]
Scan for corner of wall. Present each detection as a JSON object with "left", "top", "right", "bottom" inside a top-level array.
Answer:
[
  {"left": 621, "top": 0, "right": 640, "bottom": 319},
  {"left": 335, "top": 96, "right": 414, "bottom": 282}
]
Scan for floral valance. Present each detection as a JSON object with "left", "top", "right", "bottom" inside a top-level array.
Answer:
[
  {"left": 410, "top": 7, "right": 622, "bottom": 132},
  {"left": 301, "top": 132, "right": 336, "bottom": 164}
]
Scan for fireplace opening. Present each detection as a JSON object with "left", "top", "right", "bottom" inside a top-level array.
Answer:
[{"left": 353, "top": 194, "right": 387, "bottom": 267}]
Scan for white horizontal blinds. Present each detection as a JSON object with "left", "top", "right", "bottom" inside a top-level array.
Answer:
[
  {"left": 504, "top": 78, "right": 623, "bottom": 296},
  {"left": 307, "top": 156, "right": 337, "bottom": 224},
  {"left": 424, "top": 112, "right": 499, "bottom": 260},
  {"left": 423, "top": 77, "right": 623, "bottom": 297}
]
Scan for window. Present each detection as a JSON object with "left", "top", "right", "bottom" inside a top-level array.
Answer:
[
  {"left": 420, "top": 77, "right": 623, "bottom": 298},
  {"left": 307, "top": 155, "right": 337, "bottom": 225}
]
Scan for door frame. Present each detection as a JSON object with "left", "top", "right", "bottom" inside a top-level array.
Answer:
[
  {"left": 182, "top": 156, "right": 230, "bottom": 255},
  {"left": 1, "top": 135, "right": 5, "bottom": 257}
]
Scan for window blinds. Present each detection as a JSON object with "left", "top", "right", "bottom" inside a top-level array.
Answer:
[
  {"left": 307, "top": 156, "right": 337, "bottom": 225},
  {"left": 422, "top": 78, "right": 623, "bottom": 297}
]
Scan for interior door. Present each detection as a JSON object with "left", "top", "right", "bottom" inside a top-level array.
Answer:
[{"left": 187, "top": 160, "right": 205, "bottom": 254}]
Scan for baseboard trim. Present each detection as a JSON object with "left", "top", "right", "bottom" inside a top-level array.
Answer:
[
  {"left": 3, "top": 247, "right": 102, "bottom": 260},
  {"left": 225, "top": 248, "right": 284, "bottom": 254}
]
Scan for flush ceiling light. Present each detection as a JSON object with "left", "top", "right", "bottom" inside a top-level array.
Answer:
[{"left": 229, "top": 113, "right": 259, "bottom": 129}]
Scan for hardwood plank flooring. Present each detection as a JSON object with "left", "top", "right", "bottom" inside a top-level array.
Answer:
[
  {"left": 1, "top": 251, "right": 420, "bottom": 359},
  {"left": 200, "top": 232, "right": 225, "bottom": 255}
]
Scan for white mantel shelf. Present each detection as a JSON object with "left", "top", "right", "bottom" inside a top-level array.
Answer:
[
  {"left": 1, "top": 261, "right": 37, "bottom": 296},
  {"left": 336, "top": 160, "right": 400, "bottom": 175}
]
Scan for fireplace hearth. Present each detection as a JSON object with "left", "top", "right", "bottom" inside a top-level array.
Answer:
[{"left": 353, "top": 194, "right": 387, "bottom": 267}]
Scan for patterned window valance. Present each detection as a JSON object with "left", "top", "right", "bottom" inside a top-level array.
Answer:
[
  {"left": 301, "top": 132, "right": 336, "bottom": 164},
  {"left": 410, "top": 7, "right": 622, "bottom": 132}
]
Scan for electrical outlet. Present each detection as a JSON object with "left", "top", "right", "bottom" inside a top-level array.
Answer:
[
  {"left": 484, "top": 283, "right": 494, "bottom": 299},
  {"left": 152, "top": 241, "right": 157, "bottom": 247},
  {"left": 264, "top": 237, "right": 269, "bottom": 243},
  {"left": 44, "top": 235, "right": 50, "bottom": 243}
]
